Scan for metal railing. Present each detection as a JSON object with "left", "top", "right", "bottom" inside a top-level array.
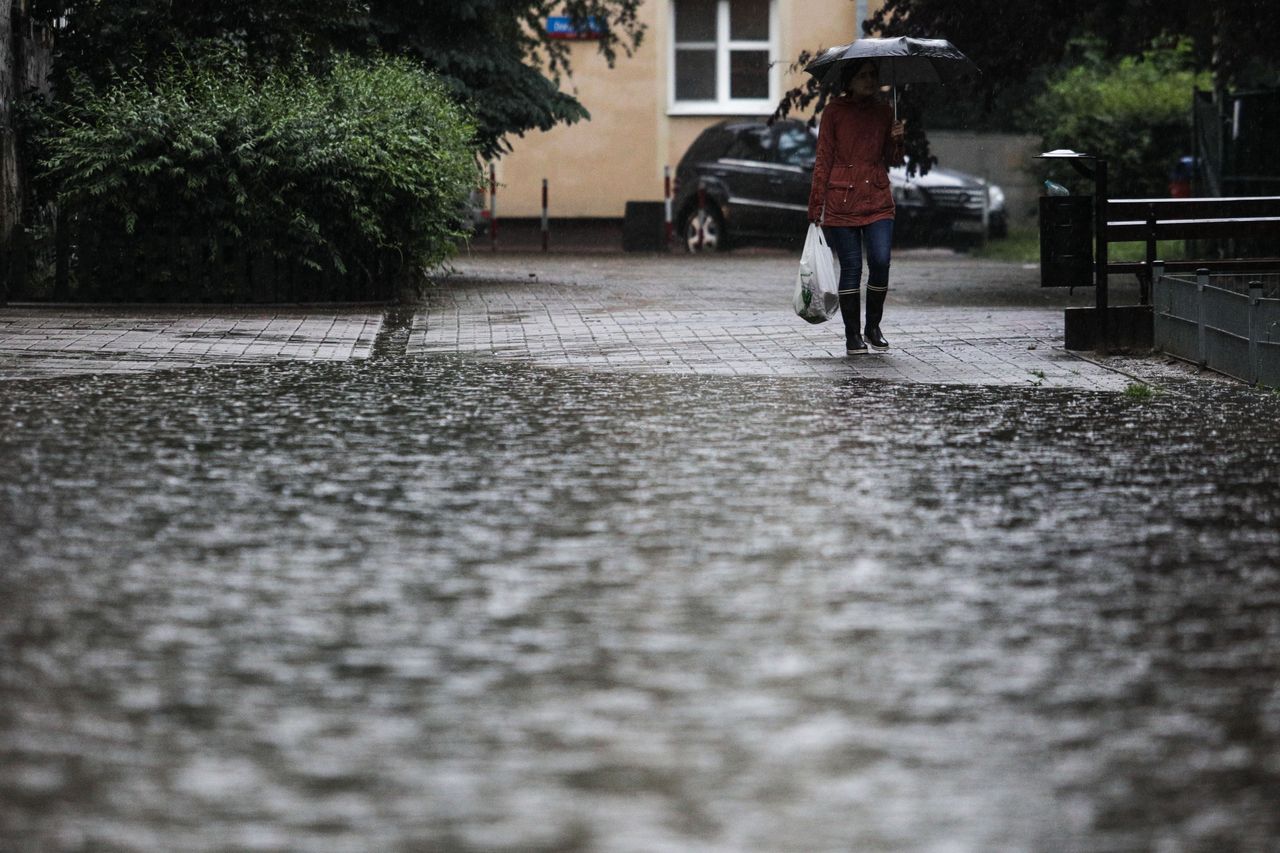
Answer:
[
  {"left": 1153, "top": 263, "right": 1280, "bottom": 387},
  {"left": 8, "top": 212, "right": 401, "bottom": 304}
]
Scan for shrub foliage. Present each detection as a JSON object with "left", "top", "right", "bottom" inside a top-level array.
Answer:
[
  {"left": 36, "top": 51, "right": 476, "bottom": 299},
  {"left": 1030, "top": 40, "right": 1210, "bottom": 198}
]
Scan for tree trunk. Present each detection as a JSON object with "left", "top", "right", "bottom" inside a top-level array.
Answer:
[
  {"left": 1, "top": 0, "right": 17, "bottom": 301},
  {"left": 1, "top": 0, "right": 53, "bottom": 301},
  {"left": 1210, "top": 5, "right": 1233, "bottom": 100}
]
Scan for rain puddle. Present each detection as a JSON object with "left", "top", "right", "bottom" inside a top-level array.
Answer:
[{"left": 2, "top": 358, "right": 1278, "bottom": 851}]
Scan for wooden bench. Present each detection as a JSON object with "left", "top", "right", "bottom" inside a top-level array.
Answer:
[{"left": 1104, "top": 196, "right": 1280, "bottom": 300}]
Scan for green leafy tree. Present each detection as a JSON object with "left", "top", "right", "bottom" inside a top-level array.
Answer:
[
  {"left": 1030, "top": 39, "right": 1210, "bottom": 197},
  {"left": 32, "top": 0, "right": 365, "bottom": 87},
  {"left": 865, "top": 0, "right": 1280, "bottom": 99},
  {"left": 32, "top": 0, "right": 645, "bottom": 159},
  {"left": 353, "top": 1, "right": 645, "bottom": 159},
  {"left": 18, "top": 0, "right": 643, "bottom": 297},
  {"left": 775, "top": 0, "right": 1280, "bottom": 173}
]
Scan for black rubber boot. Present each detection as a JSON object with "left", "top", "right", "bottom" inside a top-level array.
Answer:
[
  {"left": 840, "top": 289, "right": 866, "bottom": 354},
  {"left": 864, "top": 284, "right": 889, "bottom": 351}
]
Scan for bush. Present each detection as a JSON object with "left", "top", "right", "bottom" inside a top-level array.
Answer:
[
  {"left": 1030, "top": 39, "right": 1210, "bottom": 198},
  {"left": 35, "top": 50, "right": 476, "bottom": 300}
]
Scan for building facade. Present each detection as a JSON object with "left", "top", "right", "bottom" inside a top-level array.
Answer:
[{"left": 492, "top": 0, "right": 875, "bottom": 220}]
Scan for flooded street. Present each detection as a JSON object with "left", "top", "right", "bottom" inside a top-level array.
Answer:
[{"left": 2, "top": 353, "right": 1279, "bottom": 851}]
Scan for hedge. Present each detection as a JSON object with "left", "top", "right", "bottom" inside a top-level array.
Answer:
[{"left": 34, "top": 50, "right": 477, "bottom": 301}]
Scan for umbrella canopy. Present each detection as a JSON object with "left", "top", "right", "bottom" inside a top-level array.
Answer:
[{"left": 804, "top": 36, "right": 978, "bottom": 90}]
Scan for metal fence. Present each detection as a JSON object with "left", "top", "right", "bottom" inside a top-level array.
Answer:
[
  {"left": 8, "top": 214, "right": 402, "bottom": 304},
  {"left": 1153, "top": 266, "right": 1280, "bottom": 387},
  {"left": 1193, "top": 88, "right": 1280, "bottom": 198}
]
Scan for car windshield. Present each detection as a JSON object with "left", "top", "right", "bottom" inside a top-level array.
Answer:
[{"left": 775, "top": 124, "right": 815, "bottom": 167}]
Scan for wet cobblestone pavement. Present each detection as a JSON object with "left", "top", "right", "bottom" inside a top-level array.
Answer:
[
  {"left": 412, "top": 254, "right": 1132, "bottom": 389},
  {"left": 0, "top": 308, "right": 382, "bottom": 379},
  {"left": 2, "top": 255, "right": 1280, "bottom": 851}
]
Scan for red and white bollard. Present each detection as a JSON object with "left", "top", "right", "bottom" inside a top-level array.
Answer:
[
  {"left": 541, "top": 178, "right": 549, "bottom": 253},
  {"left": 663, "top": 165, "right": 674, "bottom": 250},
  {"left": 489, "top": 162, "right": 498, "bottom": 250}
]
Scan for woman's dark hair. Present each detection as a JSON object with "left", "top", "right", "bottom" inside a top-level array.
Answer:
[{"left": 839, "top": 59, "right": 879, "bottom": 92}]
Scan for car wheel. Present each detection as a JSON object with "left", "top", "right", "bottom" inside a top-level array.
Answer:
[{"left": 682, "top": 205, "right": 727, "bottom": 252}]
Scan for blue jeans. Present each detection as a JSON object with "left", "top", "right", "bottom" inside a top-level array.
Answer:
[
  {"left": 824, "top": 219, "right": 894, "bottom": 337},
  {"left": 823, "top": 219, "right": 894, "bottom": 297}
]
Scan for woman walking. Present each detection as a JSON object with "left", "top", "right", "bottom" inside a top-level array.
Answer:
[{"left": 807, "top": 59, "right": 906, "bottom": 355}]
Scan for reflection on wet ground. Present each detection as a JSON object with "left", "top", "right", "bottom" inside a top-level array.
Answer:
[{"left": 2, "top": 357, "right": 1279, "bottom": 851}]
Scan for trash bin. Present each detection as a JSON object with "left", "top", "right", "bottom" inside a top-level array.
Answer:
[
  {"left": 1168, "top": 155, "right": 1197, "bottom": 198},
  {"left": 622, "top": 201, "right": 667, "bottom": 252},
  {"left": 1039, "top": 195, "right": 1093, "bottom": 288}
]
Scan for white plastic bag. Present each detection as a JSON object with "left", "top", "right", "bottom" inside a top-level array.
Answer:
[{"left": 792, "top": 223, "right": 839, "bottom": 324}]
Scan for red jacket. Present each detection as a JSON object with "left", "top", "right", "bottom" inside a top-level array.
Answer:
[{"left": 807, "top": 95, "right": 905, "bottom": 227}]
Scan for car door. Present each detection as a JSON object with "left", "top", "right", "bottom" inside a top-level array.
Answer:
[
  {"left": 715, "top": 127, "right": 778, "bottom": 237},
  {"left": 770, "top": 122, "right": 818, "bottom": 237}
]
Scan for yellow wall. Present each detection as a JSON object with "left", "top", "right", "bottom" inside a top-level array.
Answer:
[{"left": 493, "top": 0, "right": 872, "bottom": 218}]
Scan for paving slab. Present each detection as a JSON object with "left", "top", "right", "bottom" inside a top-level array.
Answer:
[
  {"left": 0, "top": 252, "right": 1224, "bottom": 393},
  {"left": 411, "top": 253, "right": 1140, "bottom": 391},
  {"left": 0, "top": 308, "right": 383, "bottom": 380}
]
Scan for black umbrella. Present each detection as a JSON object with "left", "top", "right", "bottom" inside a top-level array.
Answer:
[{"left": 804, "top": 36, "right": 978, "bottom": 118}]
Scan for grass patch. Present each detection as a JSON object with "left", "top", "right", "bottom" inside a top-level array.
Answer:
[
  {"left": 1124, "top": 381, "right": 1156, "bottom": 399},
  {"left": 970, "top": 228, "right": 1039, "bottom": 263},
  {"left": 1108, "top": 240, "right": 1191, "bottom": 263},
  {"left": 969, "top": 229, "right": 1193, "bottom": 266}
]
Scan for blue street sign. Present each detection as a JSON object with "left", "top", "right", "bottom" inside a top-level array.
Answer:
[{"left": 546, "top": 16, "right": 602, "bottom": 39}]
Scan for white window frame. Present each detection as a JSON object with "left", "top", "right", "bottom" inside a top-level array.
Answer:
[{"left": 668, "top": 0, "right": 778, "bottom": 116}]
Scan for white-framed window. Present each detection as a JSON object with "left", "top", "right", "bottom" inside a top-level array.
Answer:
[{"left": 669, "top": 0, "right": 777, "bottom": 115}]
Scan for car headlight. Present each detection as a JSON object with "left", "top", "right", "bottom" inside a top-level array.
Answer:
[
  {"left": 893, "top": 183, "right": 923, "bottom": 203},
  {"left": 986, "top": 184, "right": 1005, "bottom": 212}
]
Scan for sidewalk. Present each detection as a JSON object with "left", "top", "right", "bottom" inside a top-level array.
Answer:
[
  {"left": 0, "top": 251, "right": 1206, "bottom": 392},
  {"left": 413, "top": 251, "right": 1160, "bottom": 392},
  {"left": 0, "top": 307, "right": 384, "bottom": 380}
]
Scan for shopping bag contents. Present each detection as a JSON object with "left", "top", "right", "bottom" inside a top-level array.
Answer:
[{"left": 793, "top": 223, "right": 839, "bottom": 324}]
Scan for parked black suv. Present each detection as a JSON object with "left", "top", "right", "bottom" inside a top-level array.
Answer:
[{"left": 672, "top": 119, "right": 1006, "bottom": 252}]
